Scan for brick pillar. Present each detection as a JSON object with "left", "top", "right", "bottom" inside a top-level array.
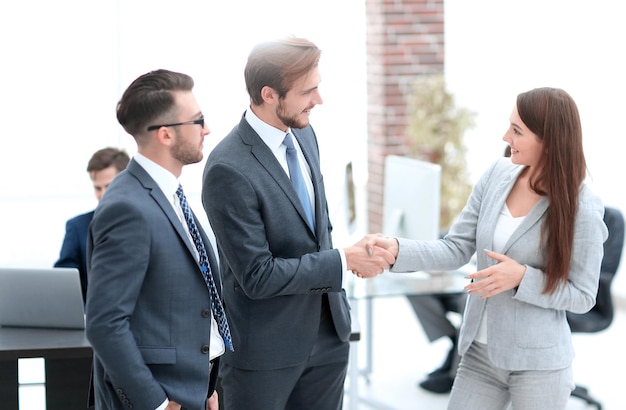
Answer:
[{"left": 366, "top": 0, "right": 444, "bottom": 232}]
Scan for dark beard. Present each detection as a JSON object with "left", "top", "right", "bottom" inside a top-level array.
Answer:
[
  {"left": 171, "top": 136, "right": 202, "bottom": 165},
  {"left": 277, "top": 102, "right": 309, "bottom": 129}
]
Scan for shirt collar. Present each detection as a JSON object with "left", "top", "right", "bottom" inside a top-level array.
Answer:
[
  {"left": 245, "top": 107, "right": 292, "bottom": 151},
  {"left": 133, "top": 152, "right": 180, "bottom": 199}
]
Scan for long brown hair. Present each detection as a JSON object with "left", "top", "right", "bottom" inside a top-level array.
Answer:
[{"left": 517, "top": 87, "right": 586, "bottom": 294}]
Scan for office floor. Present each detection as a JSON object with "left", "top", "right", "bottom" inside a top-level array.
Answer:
[
  {"left": 345, "top": 296, "right": 626, "bottom": 410},
  {"left": 16, "top": 297, "right": 625, "bottom": 409}
]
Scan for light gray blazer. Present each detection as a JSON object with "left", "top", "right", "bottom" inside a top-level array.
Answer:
[{"left": 392, "top": 158, "right": 607, "bottom": 371}]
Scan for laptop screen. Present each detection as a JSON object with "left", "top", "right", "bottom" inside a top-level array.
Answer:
[{"left": 0, "top": 267, "right": 85, "bottom": 330}]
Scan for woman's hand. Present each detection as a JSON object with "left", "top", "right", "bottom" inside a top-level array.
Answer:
[{"left": 464, "top": 250, "right": 526, "bottom": 298}]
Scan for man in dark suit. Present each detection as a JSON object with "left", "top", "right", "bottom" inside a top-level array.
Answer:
[
  {"left": 86, "top": 69, "right": 226, "bottom": 410},
  {"left": 54, "top": 147, "right": 129, "bottom": 303},
  {"left": 202, "top": 37, "right": 394, "bottom": 410}
]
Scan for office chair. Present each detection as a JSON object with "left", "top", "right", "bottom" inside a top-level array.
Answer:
[{"left": 566, "top": 206, "right": 625, "bottom": 410}]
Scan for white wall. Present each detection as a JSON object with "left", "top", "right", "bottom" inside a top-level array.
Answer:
[{"left": 0, "top": 0, "right": 367, "bottom": 267}]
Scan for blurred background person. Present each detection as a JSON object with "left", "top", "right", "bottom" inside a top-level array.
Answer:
[{"left": 54, "top": 147, "right": 129, "bottom": 303}]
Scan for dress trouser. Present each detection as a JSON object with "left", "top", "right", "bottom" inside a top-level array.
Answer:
[
  {"left": 448, "top": 341, "right": 574, "bottom": 410},
  {"left": 220, "top": 295, "right": 349, "bottom": 410}
]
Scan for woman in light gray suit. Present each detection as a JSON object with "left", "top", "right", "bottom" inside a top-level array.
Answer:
[{"left": 372, "top": 87, "right": 608, "bottom": 409}]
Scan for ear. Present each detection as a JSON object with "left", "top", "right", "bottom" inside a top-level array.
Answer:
[
  {"left": 260, "top": 86, "right": 278, "bottom": 105},
  {"left": 154, "top": 126, "right": 174, "bottom": 147}
]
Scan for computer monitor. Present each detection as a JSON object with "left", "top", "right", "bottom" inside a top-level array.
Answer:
[{"left": 382, "top": 155, "right": 441, "bottom": 240}]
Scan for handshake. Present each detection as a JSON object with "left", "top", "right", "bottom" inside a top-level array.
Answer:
[{"left": 343, "top": 234, "right": 399, "bottom": 278}]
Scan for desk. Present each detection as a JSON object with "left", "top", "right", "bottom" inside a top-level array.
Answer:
[
  {"left": 346, "top": 267, "right": 472, "bottom": 409},
  {"left": 0, "top": 327, "right": 92, "bottom": 410}
]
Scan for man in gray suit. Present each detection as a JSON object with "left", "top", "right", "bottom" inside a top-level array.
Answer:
[
  {"left": 86, "top": 69, "right": 225, "bottom": 410},
  {"left": 202, "top": 37, "right": 394, "bottom": 410}
]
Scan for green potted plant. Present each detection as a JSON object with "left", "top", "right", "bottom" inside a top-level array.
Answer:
[{"left": 406, "top": 73, "right": 475, "bottom": 230}]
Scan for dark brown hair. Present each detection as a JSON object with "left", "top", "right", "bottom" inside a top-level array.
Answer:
[
  {"left": 517, "top": 87, "right": 586, "bottom": 294},
  {"left": 244, "top": 37, "right": 321, "bottom": 105},
  {"left": 116, "top": 69, "right": 194, "bottom": 137},
  {"left": 87, "top": 147, "right": 130, "bottom": 173}
]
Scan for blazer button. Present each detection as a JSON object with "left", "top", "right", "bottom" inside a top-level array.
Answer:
[
  {"left": 202, "top": 309, "right": 211, "bottom": 318},
  {"left": 201, "top": 344, "right": 210, "bottom": 354}
]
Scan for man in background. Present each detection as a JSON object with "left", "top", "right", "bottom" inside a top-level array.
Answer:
[{"left": 54, "top": 147, "right": 129, "bottom": 303}]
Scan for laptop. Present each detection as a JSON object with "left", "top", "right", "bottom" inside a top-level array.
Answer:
[{"left": 0, "top": 267, "right": 85, "bottom": 330}]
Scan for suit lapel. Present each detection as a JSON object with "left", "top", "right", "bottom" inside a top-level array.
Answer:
[
  {"left": 481, "top": 166, "right": 517, "bottom": 253},
  {"left": 127, "top": 160, "right": 203, "bottom": 265},
  {"left": 482, "top": 162, "right": 549, "bottom": 254},
  {"left": 502, "top": 197, "right": 548, "bottom": 254},
  {"left": 239, "top": 117, "right": 317, "bottom": 236}
]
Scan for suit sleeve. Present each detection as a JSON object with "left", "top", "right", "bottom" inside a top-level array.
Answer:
[
  {"left": 85, "top": 200, "right": 167, "bottom": 409},
  {"left": 390, "top": 158, "right": 500, "bottom": 273},
  {"left": 54, "top": 219, "right": 82, "bottom": 270},
  {"left": 203, "top": 160, "right": 342, "bottom": 300}
]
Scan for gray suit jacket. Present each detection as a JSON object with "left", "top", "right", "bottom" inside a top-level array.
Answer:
[
  {"left": 86, "top": 159, "right": 220, "bottom": 410},
  {"left": 393, "top": 158, "right": 607, "bottom": 371},
  {"left": 202, "top": 114, "right": 351, "bottom": 371}
]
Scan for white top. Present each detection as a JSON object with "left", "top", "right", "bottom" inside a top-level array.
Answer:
[{"left": 474, "top": 204, "right": 525, "bottom": 343}]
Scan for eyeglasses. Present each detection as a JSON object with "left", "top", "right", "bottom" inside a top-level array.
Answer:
[{"left": 147, "top": 117, "right": 205, "bottom": 132}]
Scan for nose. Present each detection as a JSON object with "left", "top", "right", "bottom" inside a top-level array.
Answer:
[
  {"left": 314, "top": 89, "right": 323, "bottom": 105},
  {"left": 96, "top": 189, "right": 106, "bottom": 202}
]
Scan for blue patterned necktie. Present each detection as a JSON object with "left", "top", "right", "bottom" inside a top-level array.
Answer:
[
  {"left": 176, "top": 185, "right": 234, "bottom": 352},
  {"left": 283, "top": 133, "right": 315, "bottom": 230}
]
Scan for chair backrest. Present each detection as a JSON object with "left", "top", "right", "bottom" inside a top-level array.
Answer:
[{"left": 567, "top": 206, "right": 625, "bottom": 333}]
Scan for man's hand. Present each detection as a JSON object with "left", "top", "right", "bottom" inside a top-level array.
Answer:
[
  {"left": 344, "top": 234, "right": 396, "bottom": 278},
  {"left": 372, "top": 234, "right": 399, "bottom": 259},
  {"left": 166, "top": 400, "right": 182, "bottom": 410},
  {"left": 207, "top": 391, "right": 219, "bottom": 410}
]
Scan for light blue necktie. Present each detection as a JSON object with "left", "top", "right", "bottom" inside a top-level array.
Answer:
[
  {"left": 176, "top": 185, "right": 234, "bottom": 352},
  {"left": 284, "top": 133, "right": 315, "bottom": 230}
]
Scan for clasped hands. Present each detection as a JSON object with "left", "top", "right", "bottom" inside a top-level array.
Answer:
[{"left": 344, "top": 233, "right": 399, "bottom": 278}]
